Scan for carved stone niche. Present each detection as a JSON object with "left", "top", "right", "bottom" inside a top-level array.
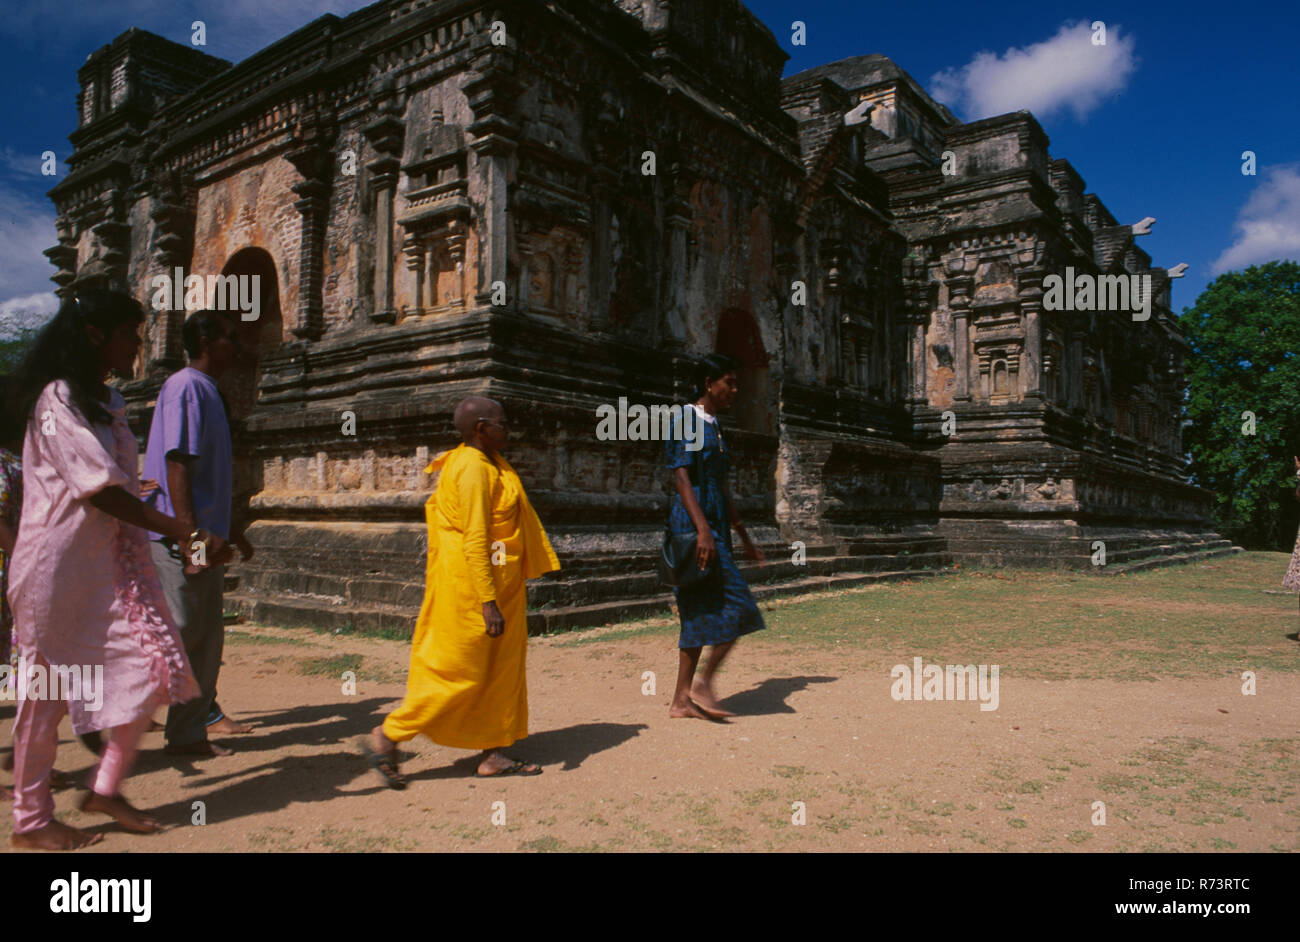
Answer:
[
  {"left": 518, "top": 225, "right": 584, "bottom": 324},
  {"left": 397, "top": 125, "right": 470, "bottom": 318},
  {"left": 975, "top": 342, "right": 1021, "bottom": 401},
  {"left": 971, "top": 302, "right": 1023, "bottom": 402},
  {"left": 974, "top": 258, "right": 1017, "bottom": 303}
]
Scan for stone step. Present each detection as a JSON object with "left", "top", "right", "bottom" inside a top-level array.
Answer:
[
  {"left": 1101, "top": 540, "right": 1236, "bottom": 566},
  {"left": 236, "top": 566, "right": 425, "bottom": 609},
  {"left": 541, "top": 552, "right": 949, "bottom": 606},
  {"left": 1100, "top": 544, "right": 1243, "bottom": 575},
  {"left": 227, "top": 593, "right": 415, "bottom": 636},
  {"left": 528, "top": 568, "right": 947, "bottom": 633},
  {"left": 226, "top": 528, "right": 1232, "bottom": 634},
  {"left": 843, "top": 537, "right": 949, "bottom": 555},
  {"left": 941, "top": 533, "right": 1235, "bottom": 569},
  {"left": 231, "top": 547, "right": 951, "bottom": 612},
  {"left": 227, "top": 561, "right": 952, "bottom": 636},
  {"left": 554, "top": 541, "right": 843, "bottom": 573}
]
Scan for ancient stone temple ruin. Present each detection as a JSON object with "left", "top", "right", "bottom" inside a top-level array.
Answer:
[{"left": 47, "top": 0, "right": 1232, "bottom": 631}]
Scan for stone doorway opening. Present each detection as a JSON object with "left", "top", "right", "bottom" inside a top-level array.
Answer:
[
  {"left": 216, "top": 247, "right": 281, "bottom": 545},
  {"left": 715, "top": 307, "right": 773, "bottom": 435},
  {"left": 216, "top": 247, "right": 282, "bottom": 421}
]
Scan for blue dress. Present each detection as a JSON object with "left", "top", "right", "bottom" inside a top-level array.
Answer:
[{"left": 664, "top": 408, "right": 766, "bottom": 648}]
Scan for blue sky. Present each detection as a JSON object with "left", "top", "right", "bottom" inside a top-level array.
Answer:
[{"left": 1, "top": 0, "right": 1296, "bottom": 336}]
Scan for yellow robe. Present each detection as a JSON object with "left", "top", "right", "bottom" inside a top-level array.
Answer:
[{"left": 382, "top": 444, "right": 560, "bottom": 749}]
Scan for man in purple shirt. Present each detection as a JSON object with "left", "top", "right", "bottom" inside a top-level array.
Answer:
[{"left": 144, "top": 309, "right": 255, "bottom": 756}]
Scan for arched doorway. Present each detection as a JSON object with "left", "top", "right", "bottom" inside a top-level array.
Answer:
[
  {"left": 715, "top": 308, "right": 774, "bottom": 435},
  {"left": 215, "top": 247, "right": 281, "bottom": 544},
  {"left": 216, "top": 247, "right": 283, "bottom": 421}
]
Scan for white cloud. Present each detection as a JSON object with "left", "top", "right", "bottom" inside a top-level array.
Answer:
[
  {"left": 0, "top": 291, "right": 59, "bottom": 340},
  {"left": 1211, "top": 163, "right": 1300, "bottom": 274},
  {"left": 0, "top": 146, "right": 59, "bottom": 179},
  {"left": 931, "top": 20, "right": 1138, "bottom": 122},
  {"left": 0, "top": 183, "right": 59, "bottom": 304}
]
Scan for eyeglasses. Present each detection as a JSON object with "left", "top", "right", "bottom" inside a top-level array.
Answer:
[{"left": 477, "top": 417, "right": 509, "bottom": 429}]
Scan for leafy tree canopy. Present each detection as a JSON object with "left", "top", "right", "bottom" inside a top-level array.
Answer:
[{"left": 1179, "top": 260, "right": 1300, "bottom": 549}]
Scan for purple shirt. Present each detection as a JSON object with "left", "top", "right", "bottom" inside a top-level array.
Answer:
[{"left": 143, "top": 367, "right": 233, "bottom": 540}]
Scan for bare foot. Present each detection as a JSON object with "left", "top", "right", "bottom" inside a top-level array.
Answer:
[
  {"left": 476, "top": 751, "right": 541, "bottom": 776},
  {"left": 49, "top": 769, "right": 81, "bottom": 790},
  {"left": 206, "top": 715, "right": 252, "bottom": 735},
  {"left": 0, "top": 785, "right": 12, "bottom": 801},
  {"left": 164, "top": 739, "right": 232, "bottom": 757},
  {"left": 79, "top": 791, "right": 162, "bottom": 834},
  {"left": 11, "top": 820, "right": 103, "bottom": 850},
  {"left": 690, "top": 680, "right": 737, "bottom": 717},
  {"left": 669, "top": 699, "right": 709, "bottom": 719}
]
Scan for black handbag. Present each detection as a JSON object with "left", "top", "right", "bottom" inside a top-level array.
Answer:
[
  {"left": 658, "top": 412, "right": 717, "bottom": 589},
  {"left": 658, "top": 527, "right": 715, "bottom": 588}
]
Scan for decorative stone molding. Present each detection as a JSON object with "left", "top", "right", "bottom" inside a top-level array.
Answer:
[
  {"left": 286, "top": 107, "right": 338, "bottom": 341},
  {"left": 362, "top": 77, "right": 405, "bottom": 325}
]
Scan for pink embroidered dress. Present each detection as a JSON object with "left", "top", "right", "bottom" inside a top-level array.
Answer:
[{"left": 7, "top": 380, "right": 199, "bottom": 733}]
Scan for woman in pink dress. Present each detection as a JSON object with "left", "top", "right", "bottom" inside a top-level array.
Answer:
[
  {"left": 1284, "top": 456, "right": 1300, "bottom": 603},
  {"left": 0, "top": 375, "right": 22, "bottom": 801},
  {"left": 8, "top": 288, "right": 227, "bottom": 850}
]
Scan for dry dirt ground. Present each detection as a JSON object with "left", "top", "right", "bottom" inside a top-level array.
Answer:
[{"left": 2, "top": 553, "right": 1298, "bottom": 853}]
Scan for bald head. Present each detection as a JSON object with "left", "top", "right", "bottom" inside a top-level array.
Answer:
[{"left": 454, "top": 396, "right": 504, "bottom": 442}]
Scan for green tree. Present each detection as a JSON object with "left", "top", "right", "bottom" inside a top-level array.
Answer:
[
  {"left": 0, "top": 328, "right": 39, "bottom": 375},
  {"left": 1179, "top": 260, "right": 1300, "bottom": 549}
]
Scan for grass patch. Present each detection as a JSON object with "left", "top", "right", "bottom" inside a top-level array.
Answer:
[
  {"left": 298, "top": 653, "right": 365, "bottom": 677},
  {"left": 322, "top": 621, "right": 413, "bottom": 642},
  {"left": 548, "top": 612, "right": 678, "bottom": 646},
  {"left": 564, "top": 553, "right": 1300, "bottom": 681},
  {"left": 247, "top": 826, "right": 297, "bottom": 850},
  {"left": 740, "top": 787, "right": 781, "bottom": 806},
  {"left": 317, "top": 826, "right": 414, "bottom": 852},
  {"left": 225, "top": 629, "right": 314, "bottom": 647},
  {"left": 682, "top": 798, "right": 721, "bottom": 828}
]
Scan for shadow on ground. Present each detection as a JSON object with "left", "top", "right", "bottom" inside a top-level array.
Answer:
[
  {"left": 403, "top": 721, "right": 651, "bottom": 781},
  {"left": 116, "top": 701, "right": 651, "bottom": 828},
  {"left": 718, "top": 675, "right": 836, "bottom": 716},
  {"left": 110, "top": 697, "right": 399, "bottom": 828}
]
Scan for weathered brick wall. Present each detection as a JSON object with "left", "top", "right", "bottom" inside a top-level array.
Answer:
[{"left": 191, "top": 155, "right": 300, "bottom": 339}]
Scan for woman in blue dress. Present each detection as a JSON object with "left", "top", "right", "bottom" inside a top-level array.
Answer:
[{"left": 664, "top": 354, "right": 766, "bottom": 719}]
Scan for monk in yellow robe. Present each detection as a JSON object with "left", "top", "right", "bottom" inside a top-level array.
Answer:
[{"left": 363, "top": 397, "right": 559, "bottom": 786}]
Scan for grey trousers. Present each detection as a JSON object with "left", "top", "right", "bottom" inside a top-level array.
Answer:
[{"left": 149, "top": 540, "right": 226, "bottom": 747}]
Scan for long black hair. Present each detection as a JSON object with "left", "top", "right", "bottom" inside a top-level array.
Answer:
[
  {"left": 12, "top": 288, "right": 144, "bottom": 428},
  {"left": 0, "top": 374, "right": 21, "bottom": 448},
  {"left": 690, "top": 353, "right": 739, "bottom": 400}
]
